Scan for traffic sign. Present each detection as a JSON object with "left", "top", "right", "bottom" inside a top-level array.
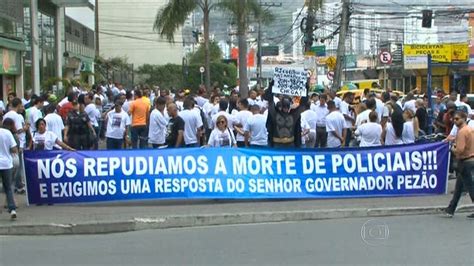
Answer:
[
  {"left": 379, "top": 51, "right": 393, "bottom": 64},
  {"left": 327, "top": 71, "right": 334, "bottom": 81},
  {"left": 199, "top": 66, "right": 205, "bottom": 73},
  {"left": 326, "top": 56, "right": 337, "bottom": 70}
]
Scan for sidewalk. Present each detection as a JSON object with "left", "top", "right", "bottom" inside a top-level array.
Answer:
[{"left": 1, "top": 179, "right": 473, "bottom": 235}]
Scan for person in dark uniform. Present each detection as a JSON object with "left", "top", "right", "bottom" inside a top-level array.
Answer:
[
  {"left": 64, "top": 101, "right": 96, "bottom": 150},
  {"left": 264, "top": 80, "right": 309, "bottom": 148}
]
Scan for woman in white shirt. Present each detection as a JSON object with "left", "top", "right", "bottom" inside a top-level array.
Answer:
[
  {"left": 207, "top": 115, "right": 237, "bottom": 148},
  {"left": 30, "top": 119, "right": 74, "bottom": 151},
  {"left": 402, "top": 109, "right": 419, "bottom": 144},
  {"left": 354, "top": 111, "right": 382, "bottom": 147},
  {"left": 383, "top": 122, "right": 404, "bottom": 146}
]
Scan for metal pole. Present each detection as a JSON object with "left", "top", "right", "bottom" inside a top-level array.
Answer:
[
  {"left": 427, "top": 54, "right": 433, "bottom": 134},
  {"left": 384, "top": 66, "right": 387, "bottom": 89},
  {"left": 332, "top": 0, "right": 350, "bottom": 91},
  {"left": 30, "top": 0, "right": 40, "bottom": 95},
  {"left": 201, "top": 72, "right": 204, "bottom": 85},
  {"left": 257, "top": 16, "right": 262, "bottom": 88}
]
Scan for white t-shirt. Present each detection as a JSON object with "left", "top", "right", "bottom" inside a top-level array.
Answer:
[
  {"left": 211, "top": 111, "right": 235, "bottom": 130},
  {"left": 375, "top": 98, "right": 384, "bottom": 122},
  {"left": 313, "top": 104, "right": 329, "bottom": 127},
  {"left": 208, "top": 128, "right": 236, "bottom": 147},
  {"left": 85, "top": 103, "right": 100, "bottom": 127},
  {"left": 22, "top": 98, "right": 30, "bottom": 107},
  {"left": 355, "top": 109, "right": 371, "bottom": 129},
  {"left": 203, "top": 102, "right": 218, "bottom": 129},
  {"left": 333, "top": 97, "right": 342, "bottom": 109},
  {"left": 301, "top": 116, "right": 311, "bottom": 145},
  {"left": 105, "top": 110, "right": 131, "bottom": 140},
  {"left": 0, "top": 100, "right": 5, "bottom": 113},
  {"left": 402, "top": 121, "right": 416, "bottom": 144},
  {"left": 33, "top": 131, "right": 58, "bottom": 150},
  {"left": 58, "top": 97, "right": 69, "bottom": 107},
  {"left": 29, "top": 106, "right": 43, "bottom": 132},
  {"left": 179, "top": 109, "right": 203, "bottom": 145},
  {"left": 195, "top": 96, "right": 209, "bottom": 108},
  {"left": 301, "top": 109, "right": 317, "bottom": 132},
  {"left": 326, "top": 111, "right": 345, "bottom": 148},
  {"left": 355, "top": 122, "right": 382, "bottom": 147},
  {"left": 455, "top": 100, "right": 472, "bottom": 115},
  {"left": 0, "top": 128, "right": 17, "bottom": 169},
  {"left": 244, "top": 114, "right": 268, "bottom": 146},
  {"left": 3, "top": 110, "right": 26, "bottom": 149},
  {"left": 384, "top": 122, "right": 403, "bottom": 146},
  {"left": 339, "top": 101, "right": 353, "bottom": 129},
  {"left": 148, "top": 109, "right": 168, "bottom": 145},
  {"left": 403, "top": 99, "right": 416, "bottom": 113},
  {"left": 44, "top": 113, "right": 65, "bottom": 142},
  {"left": 234, "top": 110, "right": 252, "bottom": 142}
]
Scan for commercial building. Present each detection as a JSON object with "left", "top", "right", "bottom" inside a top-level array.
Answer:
[{"left": 1, "top": 0, "right": 91, "bottom": 102}]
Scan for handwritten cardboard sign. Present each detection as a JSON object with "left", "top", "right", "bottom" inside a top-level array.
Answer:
[{"left": 273, "top": 67, "right": 307, "bottom": 97}]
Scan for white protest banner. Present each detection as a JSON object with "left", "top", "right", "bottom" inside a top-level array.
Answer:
[{"left": 273, "top": 67, "right": 307, "bottom": 97}]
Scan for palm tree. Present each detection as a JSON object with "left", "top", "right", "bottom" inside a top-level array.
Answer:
[
  {"left": 153, "top": 0, "right": 216, "bottom": 91},
  {"left": 217, "top": 0, "right": 273, "bottom": 98}
]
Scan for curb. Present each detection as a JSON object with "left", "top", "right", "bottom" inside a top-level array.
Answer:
[{"left": 1, "top": 205, "right": 473, "bottom": 236}]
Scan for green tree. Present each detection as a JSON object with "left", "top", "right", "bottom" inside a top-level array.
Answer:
[
  {"left": 153, "top": 0, "right": 217, "bottom": 91},
  {"left": 189, "top": 41, "right": 223, "bottom": 65},
  {"left": 217, "top": 0, "right": 274, "bottom": 98}
]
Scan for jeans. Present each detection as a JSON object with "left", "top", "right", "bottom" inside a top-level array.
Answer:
[
  {"left": 106, "top": 138, "right": 123, "bottom": 150},
  {"left": 92, "top": 126, "right": 100, "bottom": 150},
  {"left": 13, "top": 151, "right": 25, "bottom": 189},
  {"left": 315, "top": 127, "right": 328, "bottom": 148},
  {"left": 0, "top": 168, "right": 16, "bottom": 212},
  {"left": 237, "top": 141, "right": 246, "bottom": 148},
  {"left": 152, "top": 144, "right": 166, "bottom": 148},
  {"left": 446, "top": 160, "right": 474, "bottom": 214},
  {"left": 131, "top": 126, "right": 148, "bottom": 149},
  {"left": 344, "top": 128, "right": 352, "bottom": 147}
]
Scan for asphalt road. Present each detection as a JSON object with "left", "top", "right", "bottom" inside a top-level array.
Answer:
[{"left": 1, "top": 214, "right": 473, "bottom": 266}]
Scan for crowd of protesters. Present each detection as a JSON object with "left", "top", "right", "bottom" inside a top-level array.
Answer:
[{"left": 1, "top": 78, "right": 474, "bottom": 220}]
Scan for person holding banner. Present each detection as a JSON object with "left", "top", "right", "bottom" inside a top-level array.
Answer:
[
  {"left": 264, "top": 80, "right": 308, "bottom": 148},
  {"left": 325, "top": 100, "right": 346, "bottom": 148},
  {"left": 30, "top": 119, "right": 75, "bottom": 151},
  {"left": 207, "top": 115, "right": 237, "bottom": 148},
  {"left": 443, "top": 111, "right": 474, "bottom": 218},
  {"left": 0, "top": 125, "right": 18, "bottom": 219}
]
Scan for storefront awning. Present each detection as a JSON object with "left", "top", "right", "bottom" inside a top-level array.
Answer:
[
  {"left": 50, "top": 0, "right": 89, "bottom": 7},
  {"left": 0, "top": 37, "right": 26, "bottom": 51}
]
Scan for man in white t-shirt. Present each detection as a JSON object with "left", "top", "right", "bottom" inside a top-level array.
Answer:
[
  {"left": 84, "top": 93, "right": 101, "bottom": 149},
  {"left": 148, "top": 96, "right": 168, "bottom": 148},
  {"left": 179, "top": 98, "right": 203, "bottom": 147},
  {"left": 0, "top": 99, "right": 5, "bottom": 115},
  {"left": 233, "top": 99, "right": 253, "bottom": 147},
  {"left": 313, "top": 94, "right": 329, "bottom": 148},
  {"left": 105, "top": 99, "right": 131, "bottom": 149},
  {"left": 28, "top": 96, "right": 44, "bottom": 133},
  {"left": 329, "top": 90, "right": 342, "bottom": 109},
  {"left": 325, "top": 100, "right": 346, "bottom": 148},
  {"left": 355, "top": 111, "right": 382, "bottom": 147},
  {"left": 300, "top": 101, "right": 317, "bottom": 148},
  {"left": 339, "top": 92, "right": 355, "bottom": 147},
  {"left": 403, "top": 93, "right": 417, "bottom": 113},
  {"left": 2, "top": 97, "right": 28, "bottom": 193},
  {"left": 244, "top": 104, "right": 268, "bottom": 147},
  {"left": 44, "top": 104, "right": 65, "bottom": 150},
  {"left": 0, "top": 127, "right": 18, "bottom": 219},
  {"left": 356, "top": 98, "right": 376, "bottom": 128}
]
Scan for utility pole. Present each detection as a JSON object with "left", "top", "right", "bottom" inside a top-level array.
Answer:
[
  {"left": 257, "top": 1, "right": 282, "bottom": 88},
  {"left": 95, "top": 0, "right": 99, "bottom": 58},
  {"left": 331, "top": 0, "right": 350, "bottom": 91},
  {"left": 303, "top": 1, "right": 317, "bottom": 53}
]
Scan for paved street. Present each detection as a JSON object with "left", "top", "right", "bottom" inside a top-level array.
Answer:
[{"left": 1, "top": 214, "right": 473, "bottom": 266}]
